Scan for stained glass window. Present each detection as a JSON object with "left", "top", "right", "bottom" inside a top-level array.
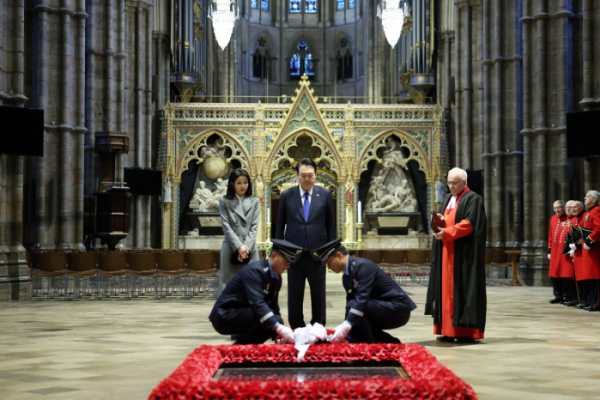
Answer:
[
  {"left": 251, "top": 0, "right": 257, "bottom": 8},
  {"left": 337, "top": 0, "right": 344, "bottom": 10},
  {"left": 348, "top": 0, "right": 355, "bottom": 8},
  {"left": 305, "top": 0, "right": 317, "bottom": 13},
  {"left": 290, "top": 53, "right": 301, "bottom": 76},
  {"left": 261, "top": 0, "right": 269, "bottom": 10},
  {"left": 304, "top": 53, "right": 315, "bottom": 76},
  {"left": 297, "top": 41, "right": 308, "bottom": 51},
  {"left": 290, "top": 0, "right": 301, "bottom": 13}
]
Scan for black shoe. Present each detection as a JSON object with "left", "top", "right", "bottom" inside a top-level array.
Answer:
[
  {"left": 549, "top": 298, "right": 563, "bottom": 304},
  {"left": 575, "top": 303, "right": 587, "bottom": 309},
  {"left": 588, "top": 306, "right": 600, "bottom": 312},
  {"left": 563, "top": 300, "right": 578, "bottom": 307},
  {"left": 452, "top": 337, "right": 477, "bottom": 344},
  {"left": 230, "top": 334, "right": 244, "bottom": 341},
  {"left": 436, "top": 336, "right": 453, "bottom": 343}
]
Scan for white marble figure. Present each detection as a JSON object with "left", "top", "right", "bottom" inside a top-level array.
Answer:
[
  {"left": 366, "top": 175, "right": 384, "bottom": 211},
  {"left": 200, "top": 137, "right": 226, "bottom": 160},
  {"left": 190, "top": 181, "right": 214, "bottom": 212},
  {"left": 366, "top": 138, "right": 419, "bottom": 213},
  {"left": 163, "top": 179, "right": 172, "bottom": 204}
]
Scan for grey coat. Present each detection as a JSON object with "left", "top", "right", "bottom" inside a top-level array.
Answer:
[{"left": 218, "top": 196, "right": 260, "bottom": 294}]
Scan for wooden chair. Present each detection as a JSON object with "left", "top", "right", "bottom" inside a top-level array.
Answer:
[
  {"left": 361, "top": 249, "right": 384, "bottom": 265},
  {"left": 127, "top": 251, "right": 158, "bottom": 297},
  {"left": 31, "top": 252, "right": 69, "bottom": 300},
  {"left": 98, "top": 251, "right": 129, "bottom": 298},
  {"left": 187, "top": 250, "right": 219, "bottom": 298},
  {"left": 157, "top": 251, "right": 187, "bottom": 298},
  {"left": 381, "top": 250, "right": 409, "bottom": 285},
  {"left": 406, "top": 249, "right": 429, "bottom": 285},
  {"left": 68, "top": 252, "right": 100, "bottom": 298}
]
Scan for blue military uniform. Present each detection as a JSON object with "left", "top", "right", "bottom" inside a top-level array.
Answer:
[
  {"left": 209, "top": 259, "right": 284, "bottom": 344},
  {"left": 342, "top": 256, "right": 417, "bottom": 343}
]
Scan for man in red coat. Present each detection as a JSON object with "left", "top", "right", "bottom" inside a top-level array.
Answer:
[
  {"left": 561, "top": 201, "right": 579, "bottom": 307},
  {"left": 580, "top": 190, "right": 600, "bottom": 311},
  {"left": 569, "top": 201, "right": 587, "bottom": 308},
  {"left": 548, "top": 200, "right": 574, "bottom": 303}
]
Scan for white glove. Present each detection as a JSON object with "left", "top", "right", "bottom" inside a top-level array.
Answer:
[
  {"left": 569, "top": 250, "right": 575, "bottom": 258},
  {"left": 547, "top": 254, "right": 551, "bottom": 260},
  {"left": 275, "top": 325, "right": 296, "bottom": 344},
  {"left": 584, "top": 243, "right": 591, "bottom": 251},
  {"left": 569, "top": 244, "right": 577, "bottom": 251},
  {"left": 330, "top": 321, "right": 352, "bottom": 344}
]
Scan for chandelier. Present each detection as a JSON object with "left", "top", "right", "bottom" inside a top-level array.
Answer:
[
  {"left": 377, "top": 0, "right": 408, "bottom": 49},
  {"left": 209, "top": 0, "right": 238, "bottom": 50}
]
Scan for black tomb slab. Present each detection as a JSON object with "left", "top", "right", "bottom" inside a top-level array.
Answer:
[{"left": 212, "top": 361, "right": 409, "bottom": 382}]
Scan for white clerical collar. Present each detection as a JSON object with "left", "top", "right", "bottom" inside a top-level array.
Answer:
[
  {"left": 300, "top": 186, "right": 313, "bottom": 198},
  {"left": 446, "top": 195, "right": 457, "bottom": 210}
]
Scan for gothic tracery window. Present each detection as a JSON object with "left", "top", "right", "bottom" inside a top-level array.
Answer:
[
  {"left": 290, "top": 41, "right": 315, "bottom": 80},
  {"left": 336, "top": 38, "right": 353, "bottom": 81},
  {"left": 348, "top": 0, "right": 355, "bottom": 8},
  {"left": 261, "top": 0, "right": 269, "bottom": 10},
  {"left": 305, "top": 0, "right": 317, "bottom": 13},
  {"left": 251, "top": 0, "right": 257, "bottom": 8},
  {"left": 253, "top": 37, "right": 271, "bottom": 80},
  {"left": 337, "top": 0, "right": 345, "bottom": 11}
]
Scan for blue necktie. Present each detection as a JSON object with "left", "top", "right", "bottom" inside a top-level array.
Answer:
[{"left": 303, "top": 192, "right": 310, "bottom": 247}]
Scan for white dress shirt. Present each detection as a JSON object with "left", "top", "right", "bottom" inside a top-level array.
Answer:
[{"left": 300, "top": 186, "right": 313, "bottom": 206}]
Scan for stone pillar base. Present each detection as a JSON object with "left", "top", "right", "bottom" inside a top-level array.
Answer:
[{"left": 0, "top": 251, "right": 32, "bottom": 301}]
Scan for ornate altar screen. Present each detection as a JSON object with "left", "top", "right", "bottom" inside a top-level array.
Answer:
[{"left": 159, "top": 76, "right": 447, "bottom": 250}]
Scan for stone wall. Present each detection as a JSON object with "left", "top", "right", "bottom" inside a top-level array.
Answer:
[{"left": 438, "top": 0, "right": 600, "bottom": 274}]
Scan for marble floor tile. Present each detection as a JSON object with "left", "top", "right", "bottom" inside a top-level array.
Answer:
[{"left": 0, "top": 275, "right": 599, "bottom": 399}]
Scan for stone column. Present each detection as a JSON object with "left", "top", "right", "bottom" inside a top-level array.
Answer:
[{"left": 581, "top": 0, "right": 600, "bottom": 190}]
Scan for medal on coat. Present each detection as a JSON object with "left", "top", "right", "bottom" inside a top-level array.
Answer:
[
  {"left": 263, "top": 284, "right": 270, "bottom": 294},
  {"left": 586, "top": 215, "right": 590, "bottom": 222}
]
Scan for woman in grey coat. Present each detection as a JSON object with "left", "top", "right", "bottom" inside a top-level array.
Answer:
[{"left": 218, "top": 169, "right": 261, "bottom": 294}]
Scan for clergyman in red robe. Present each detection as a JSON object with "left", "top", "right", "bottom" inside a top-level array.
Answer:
[{"left": 425, "top": 167, "right": 487, "bottom": 344}]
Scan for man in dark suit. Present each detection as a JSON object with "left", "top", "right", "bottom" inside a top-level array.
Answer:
[
  {"left": 276, "top": 158, "right": 336, "bottom": 329},
  {"left": 209, "top": 239, "right": 302, "bottom": 345},
  {"left": 315, "top": 239, "right": 417, "bottom": 344}
]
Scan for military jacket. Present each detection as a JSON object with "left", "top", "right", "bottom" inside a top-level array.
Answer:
[
  {"left": 209, "top": 259, "right": 281, "bottom": 330},
  {"left": 342, "top": 256, "right": 416, "bottom": 326}
]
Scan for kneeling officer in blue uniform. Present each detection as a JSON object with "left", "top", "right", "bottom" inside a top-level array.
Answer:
[
  {"left": 209, "top": 239, "right": 302, "bottom": 345},
  {"left": 315, "top": 239, "right": 417, "bottom": 344}
]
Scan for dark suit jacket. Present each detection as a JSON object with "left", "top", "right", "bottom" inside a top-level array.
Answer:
[{"left": 275, "top": 185, "right": 336, "bottom": 262}]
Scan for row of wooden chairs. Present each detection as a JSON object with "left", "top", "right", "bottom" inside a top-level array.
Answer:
[
  {"left": 347, "top": 249, "right": 432, "bottom": 286},
  {"left": 30, "top": 250, "right": 221, "bottom": 300}
]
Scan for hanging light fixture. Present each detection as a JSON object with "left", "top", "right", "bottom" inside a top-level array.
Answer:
[
  {"left": 209, "top": 0, "right": 238, "bottom": 50},
  {"left": 377, "top": 0, "right": 409, "bottom": 49}
]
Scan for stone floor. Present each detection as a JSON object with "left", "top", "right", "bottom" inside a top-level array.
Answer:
[{"left": 1, "top": 275, "right": 600, "bottom": 400}]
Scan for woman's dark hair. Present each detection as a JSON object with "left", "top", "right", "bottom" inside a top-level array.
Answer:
[
  {"left": 225, "top": 168, "right": 253, "bottom": 200},
  {"left": 295, "top": 158, "right": 318, "bottom": 174}
]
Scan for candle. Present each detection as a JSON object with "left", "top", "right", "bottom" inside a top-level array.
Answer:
[
  {"left": 346, "top": 208, "right": 350, "bottom": 223},
  {"left": 266, "top": 207, "right": 270, "bottom": 219},
  {"left": 358, "top": 201, "right": 362, "bottom": 223}
]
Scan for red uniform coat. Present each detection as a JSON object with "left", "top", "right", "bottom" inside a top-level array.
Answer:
[
  {"left": 548, "top": 214, "right": 574, "bottom": 278},
  {"left": 571, "top": 212, "right": 586, "bottom": 281},
  {"left": 580, "top": 205, "right": 600, "bottom": 280}
]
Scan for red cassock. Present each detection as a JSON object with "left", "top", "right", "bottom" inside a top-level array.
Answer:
[
  {"left": 548, "top": 214, "right": 574, "bottom": 278},
  {"left": 571, "top": 212, "right": 586, "bottom": 281},
  {"left": 580, "top": 205, "right": 600, "bottom": 280},
  {"left": 433, "top": 194, "right": 484, "bottom": 340}
]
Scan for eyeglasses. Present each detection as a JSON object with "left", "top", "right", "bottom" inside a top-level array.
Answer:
[
  {"left": 299, "top": 174, "right": 316, "bottom": 181},
  {"left": 447, "top": 180, "right": 463, "bottom": 186}
]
